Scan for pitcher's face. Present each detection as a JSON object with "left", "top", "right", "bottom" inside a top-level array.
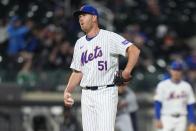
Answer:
[{"left": 79, "top": 14, "right": 95, "bottom": 33}]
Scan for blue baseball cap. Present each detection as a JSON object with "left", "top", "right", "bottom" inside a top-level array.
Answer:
[
  {"left": 170, "top": 61, "right": 183, "bottom": 70},
  {"left": 73, "top": 4, "right": 99, "bottom": 17}
]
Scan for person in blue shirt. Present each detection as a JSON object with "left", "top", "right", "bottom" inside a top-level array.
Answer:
[{"left": 7, "top": 16, "right": 30, "bottom": 56}]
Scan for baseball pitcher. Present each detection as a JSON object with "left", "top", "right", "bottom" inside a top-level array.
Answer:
[{"left": 64, "top": 4, "right": 140, "bottom": 131}]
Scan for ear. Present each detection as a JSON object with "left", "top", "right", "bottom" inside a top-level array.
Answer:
[{"left": 92, "top": 15, "right": 97, "bottom": 22}]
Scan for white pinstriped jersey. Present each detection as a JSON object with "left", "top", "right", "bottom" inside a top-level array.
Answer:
[
  {"left": 154, "top": 79, "right": 195, "bottom": 115},
  {"left": 70, "top": 29, "right": 132, "bottom": 87}
]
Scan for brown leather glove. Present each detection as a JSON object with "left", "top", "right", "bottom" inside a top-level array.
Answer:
[{"left": 113, "top": 70, "right": 131, "bottom": 86}]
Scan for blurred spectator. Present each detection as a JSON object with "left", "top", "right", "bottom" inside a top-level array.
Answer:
[
  {"left": 17, "top": 68, "right": 37, "bottom": 88},
  {"left": 5, "top": 16, "right": 34, "bottom": 82},
  {"left": 64, "top": 108, "right": 82, "bottom": 131},
  {"left": 156, "top": 24, "right": 168, "bottom": 39},
  {"left": 53, "top": 6, "right": 67, "bottom": 28},
  {"left": 35, "top": 24, "right": 58, "bottom": 69},
  {"left": 48, "top": 40, "right": 73, "bottom": 69},
  {"left": 116, "top": 85, "right": 139, "bottom": 131},
  {"left": 186, "top": 36, "right": 196, "bottom": 50},
  {"left": 0, "top": 18, "right": 8, "bottom": 56},
  {"left": 13, "top": 19, "right": 40, "bottom": 88},
  {"left": 186, "top": 50, "right": 196, "bottom": 70},
  {"left": 147, "top": 0, "right": 161, "bottom": 16},
  {"left": 123, "top": 24, "right": 153, "bottom": 71},
  {"left": 7, "top": 16, "right": 31, "bottom": 56},
  {"left": 107, "top": 0, "right": 128, "bottom": 14},
  {"left": 158, "top": 29, "right": 191, "bottom": 62},
  {"left": 24, "top": 20, "right": 39, "bottom": 53},
  {"left": 6, "top": 16, "right": 31, "bottom": 67},
  {"left": 185, "top": 50, "right": 196, "bottom": 92}
]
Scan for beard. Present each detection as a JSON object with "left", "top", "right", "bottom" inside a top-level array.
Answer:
[{"left": 80, "top": 24, "right": 92, "bottom": 33}]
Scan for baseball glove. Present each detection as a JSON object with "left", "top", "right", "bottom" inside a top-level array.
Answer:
[
  {"left": 113, "top": 70, "right": 131, "bottom": 86},
  {"left": 187, "top": 124, "right": 196, "bottom": 131}
]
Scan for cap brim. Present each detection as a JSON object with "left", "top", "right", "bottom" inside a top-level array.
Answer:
[
  {"left": 73, "top": 10, "right": 82, "bottom": 17},
  {"left": 73, "top": 10, "right": 91, "bottom": 18}
]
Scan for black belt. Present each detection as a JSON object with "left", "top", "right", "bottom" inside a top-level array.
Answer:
[
  {"left": 84, "top": 84, "right": 115, "bottom": 90},
  {"left": 171, "top": 114, "right": 181, "bottom": 118}
]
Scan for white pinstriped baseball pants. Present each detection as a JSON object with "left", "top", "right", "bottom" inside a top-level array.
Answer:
[{"left": 81, "top": 86, "right": 118, "bottom": 131}]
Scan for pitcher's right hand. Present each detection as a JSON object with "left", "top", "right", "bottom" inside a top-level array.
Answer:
[{"left": 64, "top": 92, "right": 74, "bottom": 107}]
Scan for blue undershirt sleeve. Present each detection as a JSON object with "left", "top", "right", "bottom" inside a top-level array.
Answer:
[
  {"left": 187, "top": 104, "right": 196, "bottom": 124},
  {"left": 154, "top": 101, "right": 162, "bottom": 120}
]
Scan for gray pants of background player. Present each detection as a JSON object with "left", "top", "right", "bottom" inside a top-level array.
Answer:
[{"left": 116, "top": 113, "right": 133, "bottom": 131}]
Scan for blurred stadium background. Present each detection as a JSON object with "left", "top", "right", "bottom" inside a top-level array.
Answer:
[{"left": 0, "top": 0, "right": 196, "bottom": 131}]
